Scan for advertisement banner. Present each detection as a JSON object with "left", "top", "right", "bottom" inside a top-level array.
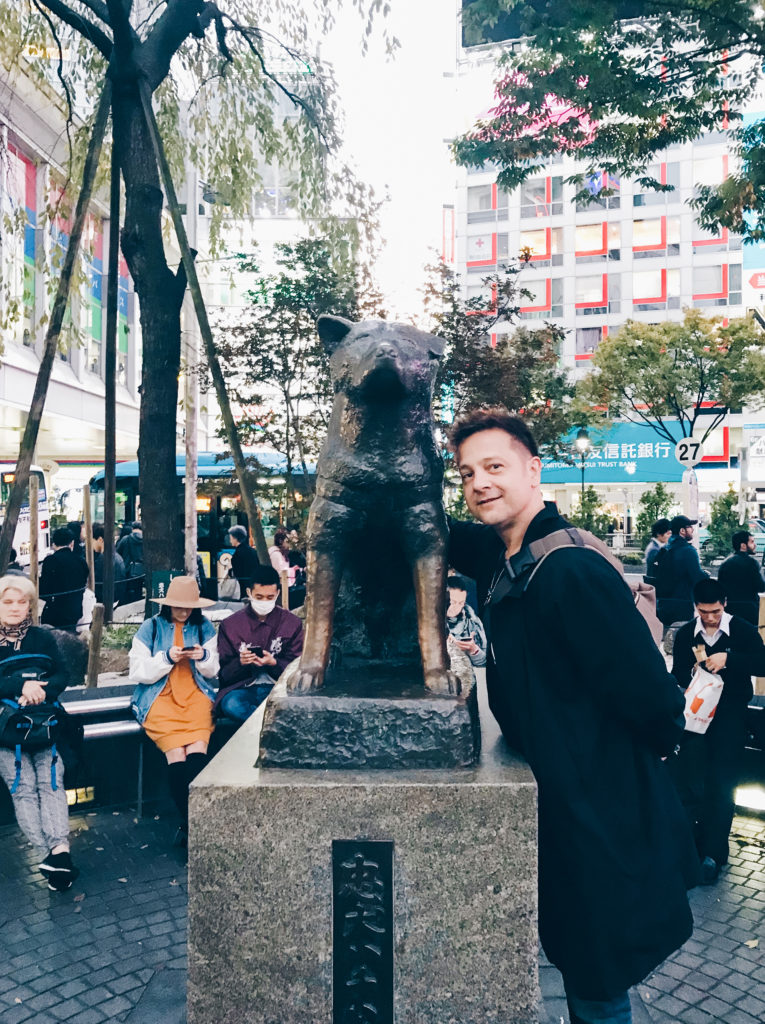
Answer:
[{"left": 542, "top": 423, "right": 694, "bottom": 485}]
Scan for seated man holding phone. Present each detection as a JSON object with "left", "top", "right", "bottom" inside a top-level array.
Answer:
[
  {"left": 214, "top": 565, "right": 304, "bottom": 722},
  {"left": 446, "top": 574, "right": 487, "bottom": 668}
]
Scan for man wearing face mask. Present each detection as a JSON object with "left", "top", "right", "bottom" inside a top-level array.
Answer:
[{"left": 214, "top": 565, "right": 304, "bottom": 722}]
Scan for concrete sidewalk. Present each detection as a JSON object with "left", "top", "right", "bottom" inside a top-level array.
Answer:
[{"left": 0, "top": 802, "right": 764, "bottom": 1022}]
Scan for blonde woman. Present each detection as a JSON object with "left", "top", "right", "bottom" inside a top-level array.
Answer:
[
  {"left": 129, "top": 576, "right": 218, "bottom": 841},
  {"left": 0, "top": 574, "right": 78, "bottom": 890}
]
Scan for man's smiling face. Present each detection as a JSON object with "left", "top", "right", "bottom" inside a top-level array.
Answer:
[{"left": 456, "top": 428, "right": 543, "bottom": 532}]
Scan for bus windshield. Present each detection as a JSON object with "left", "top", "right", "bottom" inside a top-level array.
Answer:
[{"left": 0, "top": 470, "right": 47, "bottom": 512}]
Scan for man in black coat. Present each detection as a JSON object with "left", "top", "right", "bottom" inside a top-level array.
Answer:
[
  {"left": 91, "top": 523, "right": 126, "bottom": 606},
  {"left": 116, "top": 521, "right": 144, "bottom": 602},
  {"left": 716, "top": 530, "right": 765, "bottom": 626},
  {"left": 228, "top": 525, "right": 260, "bottom": 600},
  {"left": 670, "top": 577, "right": 765, "bottom": 884},
  {"left": 448, "top": 407, "right": 696, "bottom": 1024},
  {"left": 655, "top": 515, "right": 708, "bottom": 627},
  {"left": 39, "top": 527, "right": 89, "bottom": 631}
]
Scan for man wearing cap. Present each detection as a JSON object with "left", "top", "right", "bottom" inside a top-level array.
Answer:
[{"left": 655, "top": 515, "right": 708, "bottom": 627}]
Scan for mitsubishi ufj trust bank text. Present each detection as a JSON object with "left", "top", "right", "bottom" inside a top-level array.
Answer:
[{"left": 542, "top": 423, "right": 692, "bottom": 486}]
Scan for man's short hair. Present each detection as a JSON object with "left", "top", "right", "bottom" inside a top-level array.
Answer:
[
  {"left": 92, "top": 522, "right": 105, "bottom": 542},
  {"left": 732, "top": 530, "right": 751, "bottom": 551},
  {"left": 229, "top": 525, "right": 248, "bottom": 544},
  {"left": 447, "top": 574, "right": 468, "bottom": 592},
  {"left": 448, "top": 406, "right": 539, "bottom": 458},
  {"left": 651, "top": 518, "right": 672, "bottom": 537},
  {"left": 132, "top": 521, "right": 142, "bottom": 531},
  {"left": 248, "top": 565, "right": 280, "bottom": 589},
  {"left": 694, "top": 578, "right": 726, "bottom": 606},
  {"left": 52, "top": 527, "right": 74, "bottom": 547},
  {"left": 67, "top": 521, "right": 82, "bottom": 541}
]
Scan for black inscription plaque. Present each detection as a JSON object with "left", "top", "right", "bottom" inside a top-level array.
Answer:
[{"left": 332, "top": 840, "right": 394, "bottom": 1024}]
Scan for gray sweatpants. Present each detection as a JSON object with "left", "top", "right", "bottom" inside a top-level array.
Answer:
[{"left": 0, "top": 746, "right": 69, "bottom": 854}]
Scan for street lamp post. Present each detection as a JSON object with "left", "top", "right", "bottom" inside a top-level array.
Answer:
[{"left": 575, "top": 428, "right": 591, "bottom": 506}]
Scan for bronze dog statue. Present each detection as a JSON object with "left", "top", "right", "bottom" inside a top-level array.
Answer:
[{"left": 288, "top": 315, "right": 458, "bottom": 697}]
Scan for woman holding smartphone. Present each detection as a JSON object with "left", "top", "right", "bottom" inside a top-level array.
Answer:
[{"left": 129, "top": 576, "right": 219, "bottom": 841}]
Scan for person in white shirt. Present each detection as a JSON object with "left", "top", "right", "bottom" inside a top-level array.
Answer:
[{"left": 670, "top": 578, "right": 765, "bottom": 884}]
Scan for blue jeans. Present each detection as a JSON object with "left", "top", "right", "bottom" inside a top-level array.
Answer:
[
  {"left": 566, "top": 989, "right": 632, "bottom": 1024},
  {"left": 219, "top": 680, "right": 274, "bottom": 722}
]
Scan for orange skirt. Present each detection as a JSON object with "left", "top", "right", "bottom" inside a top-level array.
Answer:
[{"left": 143, "top": 623, "right": 214, "bottom": 753}]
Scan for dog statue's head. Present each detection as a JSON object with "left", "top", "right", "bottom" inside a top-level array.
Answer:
[{"left": 318, "top": 315, "right": 445, "bottom": 402}]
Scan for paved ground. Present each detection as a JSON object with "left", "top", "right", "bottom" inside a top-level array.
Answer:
[{"left": 0, "top": 801, "right": 764, "bottom": 1023}]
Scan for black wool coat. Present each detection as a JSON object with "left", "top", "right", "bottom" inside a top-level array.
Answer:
[
  {"left": 39, "top": 548, "right": 89, "bottom": 631},
  {"left": 450, "top": 502, "right": 697, "bottom": 1000}
]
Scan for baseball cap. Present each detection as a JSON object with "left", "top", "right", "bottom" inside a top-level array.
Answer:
[{"left": 670, "top": 515, "right": 697, "bottom": 534}]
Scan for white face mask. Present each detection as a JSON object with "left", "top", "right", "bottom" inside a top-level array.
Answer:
[{"left": 250, "top": 598, "right": 277, "bottom": 616}]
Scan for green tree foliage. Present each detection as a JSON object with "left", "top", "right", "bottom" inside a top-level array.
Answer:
[
  {"left": 213, "top": 238, "right": 385, "bottom": 519},
  {"left": 455, "top": 0, "right": 765, "bottom": 241},
  {"left": 0, "top": 1, "right": 385, "bottom": 578},
  {"left": 636, "top": 482, "right": 674, "bottom": 548},
  {"left": 705, "top": 485, "right": 740, "bottom": 559},
  {"left": 422, "top": 259, "right": 577, "bottom": 456},
  {"left": 576, "top": 309, "right": 765, "bottom": 445},
  {"left": 568, "top": 485, "right": 614, "bottom": 539}
]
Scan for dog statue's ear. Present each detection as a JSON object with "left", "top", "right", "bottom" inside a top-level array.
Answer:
[
  {"left": 425, "top": 332, "right": 446, "bottom": 360},
  {"left": 317, "top": 314, "right": 354, "bottom": 355}
]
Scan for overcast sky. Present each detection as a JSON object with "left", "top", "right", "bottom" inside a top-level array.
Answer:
[{"left": 321, "top": 3, "right": 461, "bottom": 320}]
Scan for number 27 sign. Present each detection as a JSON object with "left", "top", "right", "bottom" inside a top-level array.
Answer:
[{"left": 674, "top": 437, "right": 705, "bottom": 467}]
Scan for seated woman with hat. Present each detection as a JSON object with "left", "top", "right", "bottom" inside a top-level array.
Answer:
[{"left": 129, "top": 576, "right": 219, "bottom": 841}]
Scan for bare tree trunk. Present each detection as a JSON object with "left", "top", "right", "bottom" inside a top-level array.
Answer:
[
  {"left": 0, "top": 85, "right": 111, "bottom": 573},
  {"left": 136, "top": 80, "right": 270, "bottom": 564},
  {"left": 112, "top": 82, "right": 187, "bottom": 613}
]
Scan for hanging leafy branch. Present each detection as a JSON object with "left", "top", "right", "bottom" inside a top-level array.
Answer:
[{"left": 455, "top": 0, "right": 765, "bottom": 240}]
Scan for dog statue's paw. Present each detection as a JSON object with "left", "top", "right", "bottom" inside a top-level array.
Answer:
[
  {"left": 287, "top": 662, "right": 325, "bottom": 693},
  {"left": 424, "top": 668, "right": 461, "bottom": 697}
]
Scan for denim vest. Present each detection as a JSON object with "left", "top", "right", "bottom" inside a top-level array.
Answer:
[{"left": 130, "top": 614, "right": 217, "bottom": 724}]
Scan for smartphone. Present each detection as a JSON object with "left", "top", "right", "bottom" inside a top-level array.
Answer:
[
  {"left": 181, "top": 646, "right": 196, "bottom": 652},
  {"left": 248, "top": 645, "right": 264, "bottom": 657}
]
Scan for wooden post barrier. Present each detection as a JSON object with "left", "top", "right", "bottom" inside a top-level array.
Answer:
[
  {"left": 29, "top": 471, "right": 39, "bottom": 587},
  {"left": 86, "top": 603, "right": 105, "bottom": 689},
  {"left": 82, "top": 485, "right": 95, "bottom": 592},
  {"left": 280, "top": 569, "right": 289, "bottom": 609}
]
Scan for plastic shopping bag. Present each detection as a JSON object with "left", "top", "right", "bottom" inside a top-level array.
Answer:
[{"left": 684, "top": 665, "right": 723, "bottom": 734}]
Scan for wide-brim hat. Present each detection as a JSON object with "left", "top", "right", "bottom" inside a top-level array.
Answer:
[{"left": 151, "top": 575, "right": 215, "bottom": 608}]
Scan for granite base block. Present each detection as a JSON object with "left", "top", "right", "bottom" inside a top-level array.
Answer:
[
  {"left": 257, "top": 658, "right": 480, "bottom": 769},
  {"left": 188, "top": 695, "right": 539, "bottom": 1024}
]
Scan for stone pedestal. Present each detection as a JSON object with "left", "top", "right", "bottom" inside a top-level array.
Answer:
[{"left": 188, "top": 680, "right": 539, "bottom": 1024}]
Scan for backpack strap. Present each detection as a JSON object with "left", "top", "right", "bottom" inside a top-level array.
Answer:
[
  {"left": 523, "top": 527, "right": 626, "bottom": 592},
  {"left": 10, "top": 744, "right": 21, "bottom": 794}
]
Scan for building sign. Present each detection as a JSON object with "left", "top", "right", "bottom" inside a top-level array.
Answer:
[{"left": 542, "top": 423, "right": 691, "bottom": 484}]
